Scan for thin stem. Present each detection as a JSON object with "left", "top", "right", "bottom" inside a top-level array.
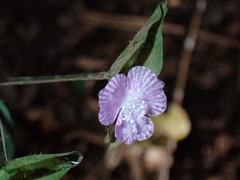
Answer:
[
  {"left": 0, "top": 71, "right": 110, "bottom": 87},
  {"left": 173, "top": 0, "right": 207, "bottom": 105}
]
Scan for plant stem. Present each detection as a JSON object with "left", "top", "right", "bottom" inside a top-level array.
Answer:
[
  {"left": 173, "top": 0, "right": 207, "bottom": 105},
  {"left": 0, "top": 71, "right": 110, "bottom": 87}
]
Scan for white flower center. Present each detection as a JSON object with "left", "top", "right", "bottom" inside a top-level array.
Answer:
[{"left": 120, "top": 96, "right": 147, "bottom": 133}]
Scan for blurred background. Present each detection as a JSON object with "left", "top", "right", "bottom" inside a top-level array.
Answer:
[{"left": 0, "top": 0, "right": 240, "bottom": 179}]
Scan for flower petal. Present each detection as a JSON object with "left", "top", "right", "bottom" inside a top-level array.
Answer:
[
  {"left": 115, "top": 112, "right": 154, "bottom": 145},
  {"left": 127, "top": 66, "right": 163, "bottom": 92},
  {"left": 115, "top": 117, "right": 134, "bottom": 145},
  {"left": 127, "top": 66, "right": 166, "bottom": 116},
  {"left": 134, "top": 116, "right": 154, "bottom": 141},
  {"left": 98, "top": 74, "right": 127, "bottom": 126},
  {"left": 145, "top": 80, "right": 167, "bottom": 116}
]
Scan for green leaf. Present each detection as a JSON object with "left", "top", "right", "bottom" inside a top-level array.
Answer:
[
  {"left": 34, "top": 168, "right": 69, "bottom": 180},
  {"left": 0, "top": 151, "right": 83, "bottom": 180},
  {"left": 0, "top": 1, "right": 167, "bottom": 87},
  {"left": 0, "top": 100, "right": 14, "bottom": 164},
  {"left": 109, "top": 1, "right": 168, "bottom": 75}
]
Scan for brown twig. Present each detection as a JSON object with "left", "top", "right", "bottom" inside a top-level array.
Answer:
[
  {"left": 158, "top": 140, "right": 177, "bottom": 180},
  {"left": 159, "top": 1, "right": 207, "bottom": 180},
  {"left": 199, "top": 30, "right": 240, "bottom": 49},
  {"left": 173, "top": 0, "right": 207, "bottom": 105},
  {"left": 64, "top": 130, "right": 106, "bottom": 147},
  {"left": 81, "top": 8, "right": 240, "bottom": 50}
]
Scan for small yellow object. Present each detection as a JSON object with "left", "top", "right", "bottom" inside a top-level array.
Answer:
[{"left": 151, "top": 102, "right": 191, "bottom": 141}]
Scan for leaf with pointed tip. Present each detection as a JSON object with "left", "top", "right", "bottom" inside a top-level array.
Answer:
[
  {"left": 109, "top": 1, "right": 168, "bottom": 76},
  {"left": 0, "top": 151, "right": 83, "bottom": 180}
]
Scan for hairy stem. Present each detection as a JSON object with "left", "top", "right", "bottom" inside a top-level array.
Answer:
[{"left": 0, "top": 71, "right": 110, "bottom": 87}]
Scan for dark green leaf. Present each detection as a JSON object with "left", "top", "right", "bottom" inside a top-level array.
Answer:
[
  {"left": 0, "top": 2, "right": 167, "bottom": 87},
  {"left": 0, "top": 100, "right": 14, "bottom": 164},
  {"left": 34, "top": 169, "right": 69, "bottom": 180},
  {"left": 0, "top": 151, "right": 83, "bottom": 180},
  {"left": 109, "top": 1, "right": 168, "bottom": 75}
]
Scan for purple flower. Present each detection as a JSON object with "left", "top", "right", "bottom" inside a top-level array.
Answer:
[{"left": 98, "top": 66, "right": 167, "bottom": 145}]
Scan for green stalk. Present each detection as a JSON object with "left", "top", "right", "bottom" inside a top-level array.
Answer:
[{"left": 0, "top": 71, "right": 110, "bottom": 86}]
